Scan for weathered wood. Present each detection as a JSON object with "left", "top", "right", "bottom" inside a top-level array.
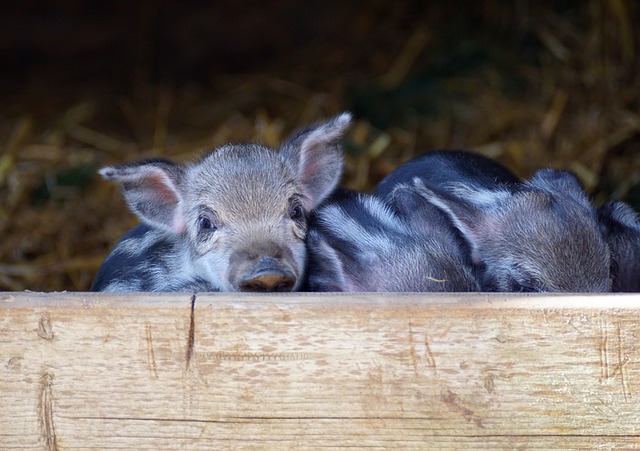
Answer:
[{"left": 1, "top": 292, "right": 639, "bottom": 449}]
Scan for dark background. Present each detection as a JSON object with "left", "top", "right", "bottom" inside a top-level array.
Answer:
[{"left": 1, "top": 0, "right": 639, "bottom": 291}]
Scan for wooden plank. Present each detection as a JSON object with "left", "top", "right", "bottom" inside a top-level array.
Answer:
[{"left": 1, "top": 292, "right": 639, "bottom": 449}]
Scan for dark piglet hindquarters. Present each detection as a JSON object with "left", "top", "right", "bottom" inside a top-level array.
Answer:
[
  {"left": 598, "top": 201, "right": 640, "bottom": 292},
  {"left": 92, "top": 113, "right": 352, "bottom": 292},
  {"left": 305, "top": 188, "right": 479, "bottom": 292},
  {"left": 376, "top": 150, "right": 612, "bottom": 293}
]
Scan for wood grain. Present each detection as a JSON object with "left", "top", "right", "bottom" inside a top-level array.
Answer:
[{"left": 1, "top": 292, "right": 639, "bottom": 449}]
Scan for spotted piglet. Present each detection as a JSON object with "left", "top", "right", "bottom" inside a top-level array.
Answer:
[
  {"left": 376, "top": 150, "right": 612, "bottom": 292},
  {"left": 92, "top": 113, "right": 352, "bottom": 292},
  {"left": 305, "top": 187, "right": 479, "bottom": 292}
]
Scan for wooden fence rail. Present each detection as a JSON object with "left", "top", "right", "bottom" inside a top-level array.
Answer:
[{"left": 1, "top": 292, "right": 639, "bottom": 449}]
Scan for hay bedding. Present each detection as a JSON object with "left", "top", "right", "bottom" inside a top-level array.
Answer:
[{"left": 1, "top": 1, "right": 638, "bottom": 291}]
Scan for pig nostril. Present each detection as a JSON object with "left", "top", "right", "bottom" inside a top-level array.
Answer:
[{"left": 239, "top": 271, "right": 295, "bottom": 292}]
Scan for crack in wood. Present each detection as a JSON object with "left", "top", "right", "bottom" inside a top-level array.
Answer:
[
  {"left": 195, "top": 351, "right": 326, "bottom": 362},
  {"left": 145, "top": 324, "right": 158, "bottom": 378},
  {"left": 599, "top": 318, "right": 609, "bottom": 381},
  {"left": 615, "top": 321, "right": 630, "bottom": 402},
  {"left": 37, "top": 315, "right": 54, "bottom": 340},
  {"left": 424, "top": 330, "right": 437, "bottom": 373},
  {"left": 185, "top": 293, "right": 196, "bottom": 370},
  {"left": 599, "top": 319, "right": 631, "bottom": 401},
  {"left": 408, "top": 321, "right": 418, "bottom": 376},
  {"left": 63, "top": 414, "right": 640, "bottom": 436},
  {"left": 38, "top": 371, "right": 58, "bottom": 451}
]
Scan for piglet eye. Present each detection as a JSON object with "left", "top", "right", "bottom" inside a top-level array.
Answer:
[
  {"left": 198, "top": 216, "right": 217, "bottom": 231},
  {"left": 290, "top": 205, "right": 304, "bottom": 221}
]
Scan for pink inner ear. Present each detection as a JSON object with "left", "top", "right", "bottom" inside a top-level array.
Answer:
[
  {"left": 298, "top": 149, "right": 321, "bottom": 207},
  {"left": 299, "top": 145, "right": 322, "bottom": 174},
  {"left": 172, "top": 210, "right": 186, "bottom": 234},
  {"left": 144, "top": 169, "right": 186, "bottom": 234},
  {"left": 145, "top": 171, "right": 180, "bottom": 204},
  {"left": 298, "top": 143, "right": 341, "bottom": 209}
]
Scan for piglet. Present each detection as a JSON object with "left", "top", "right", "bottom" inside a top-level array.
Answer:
[
  {"left": 305, "top": 187, "right": 479, "bottom": 292},
  {"left": 376, "top": 150, "right": 612, "bottom": 292},
  {"left": 91, "top": 113, "right": 352, "bottom": 292}
]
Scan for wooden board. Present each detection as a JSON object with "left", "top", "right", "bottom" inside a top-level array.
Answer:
[{"left": 1, "top": 292, "right": 639, "bottom": 449}]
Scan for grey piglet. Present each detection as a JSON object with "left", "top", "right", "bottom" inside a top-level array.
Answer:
[{"left": 91, "top": 113, "right": 352, "bottom": 292}]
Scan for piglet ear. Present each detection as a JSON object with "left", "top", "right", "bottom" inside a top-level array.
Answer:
[
  {"left": 529, "top": 169, "right": 593, "bottom": 211},
  {"left": 99, "top": 159, "right": 187, "bottom": 234},
  {"left": 390, "top": 184, "right": 452, "bottom": 235},
  {"left": 598, "top": 201, "right": 640, "bottom": 229},
  {"left": 279, "top": 112, "right": 352, "bottom": 210},
  {"left": 411, "top": 179, "right": 508, "bottom": 265}
]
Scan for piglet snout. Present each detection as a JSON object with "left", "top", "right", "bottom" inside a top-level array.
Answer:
[{"left": 238, "top": 258, "right": 296, "bottom": 292}]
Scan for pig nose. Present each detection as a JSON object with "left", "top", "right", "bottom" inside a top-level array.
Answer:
[
  {"left": 239, "top": 270, "right": 296, "bottom": 292},
  {"left": 238, "top": 258, "right": 296, "bottom": 292}
]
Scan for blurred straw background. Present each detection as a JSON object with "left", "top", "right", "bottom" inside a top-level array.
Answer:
[{"left": 0, "top": 0, "right": 639, "bottom": 291}]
